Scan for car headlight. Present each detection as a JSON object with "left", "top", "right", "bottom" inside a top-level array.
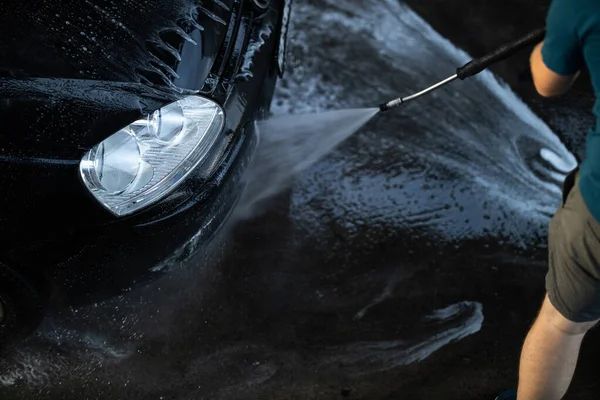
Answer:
[{"left": 80, "top": 95, "right": 225, "bottom": 216}]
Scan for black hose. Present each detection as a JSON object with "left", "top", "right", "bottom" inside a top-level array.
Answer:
[{"left": 456, "top": 28, "right": 546, "bottom": 80}]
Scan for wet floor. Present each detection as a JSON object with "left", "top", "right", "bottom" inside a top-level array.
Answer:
[{"left": 2, "top": 0, "right": 600, "bottom": 399}]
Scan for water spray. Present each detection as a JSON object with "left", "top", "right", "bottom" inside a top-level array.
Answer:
[{"left": 379, "top": 28, "right": 546, "bottom": 112}]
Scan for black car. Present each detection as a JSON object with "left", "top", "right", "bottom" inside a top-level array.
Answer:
[{"left": 0, "top": 0, "right": 291, "bottom": 343}]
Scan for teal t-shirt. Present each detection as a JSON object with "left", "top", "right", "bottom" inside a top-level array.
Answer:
[{"left": 542, "top": 0, "right": 600, "bottom": 222}]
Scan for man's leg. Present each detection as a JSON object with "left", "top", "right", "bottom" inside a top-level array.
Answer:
[
  {"left": 516, "top": 294, "right": 597, "bottom": 400},
  {"left": 513, "top": 169, "right": 600, "bottom": 400}
]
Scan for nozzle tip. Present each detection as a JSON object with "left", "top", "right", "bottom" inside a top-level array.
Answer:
[{"left": 379, "top": 103, "right": 389, "bottom": 112}]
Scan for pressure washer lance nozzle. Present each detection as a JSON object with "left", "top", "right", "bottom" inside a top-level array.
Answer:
[
  {"left": 379, "top": 98, "right": 403, "bottom": 112},
  {"left": 378, "top": 74, "right": 459, "bottom": 113}
]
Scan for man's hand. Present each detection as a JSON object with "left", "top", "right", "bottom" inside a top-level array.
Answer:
[{"left": 530, "top": 41, "right": 580, "bottom": 97}]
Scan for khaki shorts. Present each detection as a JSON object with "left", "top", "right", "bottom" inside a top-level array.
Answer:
[{"left": 546, "top": 167, "right": 600, "bottom": 323}]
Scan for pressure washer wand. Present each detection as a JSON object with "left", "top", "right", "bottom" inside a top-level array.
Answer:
[{"left": 379, "top": 27, "right": 546, "bottom": 112}]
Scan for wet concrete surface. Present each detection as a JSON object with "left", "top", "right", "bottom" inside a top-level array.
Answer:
[{"left": 2, "top": 0, "right": 600, "bottom": 399}]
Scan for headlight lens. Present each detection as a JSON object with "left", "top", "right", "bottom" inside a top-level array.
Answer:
[
  {"left": 80, "top": 95, "right": 225, "bottom": 216},
  {"left": 93, "top": 129, "right": 141, "bottom": 194}
]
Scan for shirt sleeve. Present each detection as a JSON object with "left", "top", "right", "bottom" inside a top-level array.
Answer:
[{"left": 541, "top": 0, "right": 585, "bottom": 76}]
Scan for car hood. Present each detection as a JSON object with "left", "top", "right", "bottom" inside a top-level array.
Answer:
[
  {"left": 0, "top": 78, "right": 186, "bottom": 157},
  {"left": 0, "top": 0, "right": 233, "bottom": 89}
]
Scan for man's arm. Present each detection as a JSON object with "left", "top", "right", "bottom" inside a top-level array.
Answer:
[
  {"left": 530, "top": 41, "right": 580, "bottom": 97},
  {"left": 530, "top": 0, "right": 584, "bottom": 97}
]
